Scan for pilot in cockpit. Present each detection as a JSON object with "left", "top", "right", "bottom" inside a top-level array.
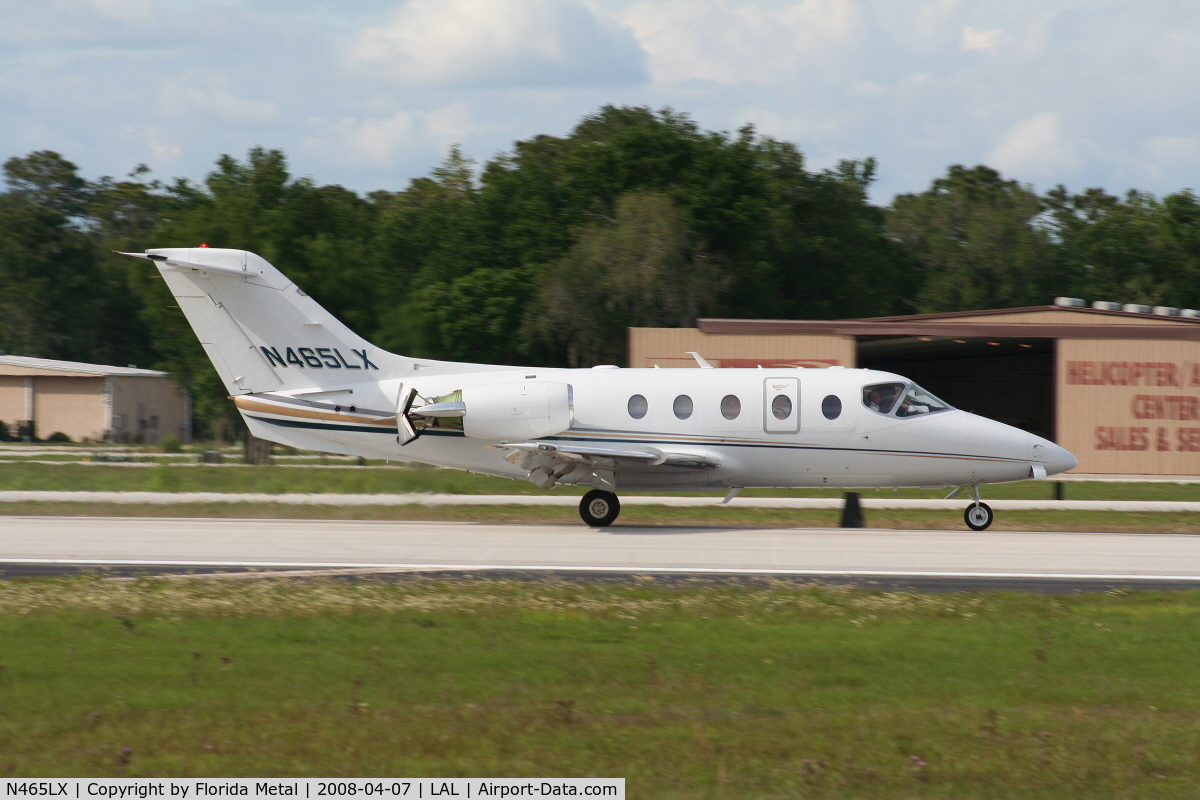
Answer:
[
  {"left": 865, "top": 385, "right": 899, "bottom": 413},
  {"left": 897, "top": 394, "right": 931, "bottom": 416}
]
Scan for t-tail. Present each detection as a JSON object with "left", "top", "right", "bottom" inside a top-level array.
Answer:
[{"left": 118, "top": 248, "right": 406, "bottom": 396}]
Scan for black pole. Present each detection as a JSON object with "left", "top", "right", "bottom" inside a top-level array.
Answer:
[
  {"left": 1054, "top": 481, "right": 1065, "bottom": 501},
  {"left": 840, "top": 491, "right": 865, "bottom": 528}
]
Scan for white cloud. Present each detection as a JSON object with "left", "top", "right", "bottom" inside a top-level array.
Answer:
[
  {"left": 961, "top": 26, "right": 1002, "bottom": 51},
  {"left": 735, "top": 105, "right": 839, "bottom": 145},
  {"left": 620, "top": 0, "right": 867, "bottom": 85},
  {"left": 158, "top": 78, "right": 280, "bottom": 126},
  {"left": 347, "top": 0, "right": 646, "bottom": 88},
  {"left": 143, "top": 126, "right": 182, "bottom": 162},
  {"left": 847, "top": 79, "right": 886, "bottom": 97},
  {"left": 0, "top": 0, "right": 164, "bottom": 45},
  {"left": 88, "top": 0, "right": 156, "bottom": 24},
  {"left": 303, "top": 111, "right": 419, "bottom": 170},
  {"left": 299, "top": 104, "right": 513, "bottom": 172},
  {"left": 6, "top": 0, "right": 1200, "bottom": 205},
  {"left": 1142, "top": 136, "right": 1200, "bottom": 186},
  {"left": 986, "top": 112, "right": 1083, "bottom": 181},
  {"left": 419, "top": 103, "right": 509, "bottom": 154},
  {"left": 1144, "top": 135, "right": 1200, "bottom": 165}
]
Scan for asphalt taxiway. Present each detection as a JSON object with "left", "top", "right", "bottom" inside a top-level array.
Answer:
[{"left": 3, "top": 515, "right": 1200, "bottom": 591}]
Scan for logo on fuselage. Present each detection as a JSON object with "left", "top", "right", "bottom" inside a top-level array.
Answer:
[{"left": 259, "top": 346, "right": 378, "bottom": 370}]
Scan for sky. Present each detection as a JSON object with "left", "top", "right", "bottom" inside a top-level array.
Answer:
[{"left": 2, "top": 0, "right": 1198, "bottom": 204}]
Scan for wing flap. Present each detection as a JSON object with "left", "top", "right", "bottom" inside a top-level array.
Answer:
[{"left": 502, "top": 442, "right": 719, "bottom": 469}]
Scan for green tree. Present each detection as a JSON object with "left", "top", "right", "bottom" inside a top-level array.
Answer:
[
  {"left": 889, "top": 165, "right": 1054, "bottom": 312},
  {"left": 370, "top": 147, "right": 487, "bottom": 357},
  {"left": 377, "top": 106, "right": 906, "bottom": 365},
  {"left": 0, "top": 198, "right": 105, "bottom": 360},
  {"left": 2, "top": 151, "right": 91, "bottom": 217},
  {"left": 533, "top": 190, "right": 722, "bottom": 366},
  {"left": 83, "top": 166, "right": 182, "bottom": 368},
  {"left": 1159, "top": 190, "right": 1200, "bottom": 309},
  {"left": 414, "top": 268, "right": 534, "bottom": 365},
  {"left": 1046, "top": 186, "right": 1200, "bottom": 309}
]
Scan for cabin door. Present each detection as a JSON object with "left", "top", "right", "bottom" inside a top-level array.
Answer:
[{"left": 763, "top": 377, "right": 800, "bottom": 433}]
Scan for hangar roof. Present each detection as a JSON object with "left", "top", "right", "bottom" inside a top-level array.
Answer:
[
  {"left": 0, "top": 355, "right": 169, "bottom": 378},
  {"left": 698, "top": 305, "right": 1200, "bottom": 340},
  {"left": 858, "top": 305, "right": 1200, "bottom": 325}
]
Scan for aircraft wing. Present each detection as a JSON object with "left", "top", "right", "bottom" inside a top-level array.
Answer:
[{"left": 501, "top": 441, "right": 719, "bottom": 469}]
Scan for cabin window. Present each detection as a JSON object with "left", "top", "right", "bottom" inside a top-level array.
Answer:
[
  {"left": 895, "top": 384, "right": 953, "bottom": 417},
  {"left": 821, "top": 395, "right": 842, "bottom": 420},
  {"left": 627, "top": 394, "right": 648, "bottom": 419},
  {"left": 770, "top": 394, "right": 792, "bottom": 420},
  {"left": 673, "top": 394, "right": 693, "bottom": 419},
  {"left": 862, "top": 382, "right": 904, "bottom": 415},
  {"left": 720, "top": 394, "right": 741, "bottom": 420}
]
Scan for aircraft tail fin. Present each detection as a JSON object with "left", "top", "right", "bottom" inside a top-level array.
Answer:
[{"left": 120, "top": 248, "right": 404, "bottom": 395}]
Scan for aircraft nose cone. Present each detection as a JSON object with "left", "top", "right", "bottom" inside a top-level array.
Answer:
[{"left": 1034, "top": 438, "right": 1078, "bottom": 476}]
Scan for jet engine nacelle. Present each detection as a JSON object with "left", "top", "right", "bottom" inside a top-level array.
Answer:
[{"left": 461, "top": 381, "right": 572, "bottom": 441}]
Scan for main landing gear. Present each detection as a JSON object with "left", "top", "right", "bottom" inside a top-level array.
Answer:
[
  {"left": 580, "top": 489, "right": 621, "bottom": 527},
  {"left": 948, "top": 485, "right": 994, "bottom": 531}
]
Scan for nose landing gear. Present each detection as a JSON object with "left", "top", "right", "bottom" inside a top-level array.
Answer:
[
  {"left": 965, "top": 501, "right": 994, "bottom": 531},
  {"left": 948, "top": 485, "right": 994, "bottom": 531},
  {"left": 580, "top": 489, "right": 621, "bottom": 527}
]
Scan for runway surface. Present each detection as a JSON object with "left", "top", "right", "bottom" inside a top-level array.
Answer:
[
  {"left": 1, "top": 490, "right": 1198, "bottom": 511},
  {"left": 3, "top": 515, "right": 1200, "bottom": 590}
]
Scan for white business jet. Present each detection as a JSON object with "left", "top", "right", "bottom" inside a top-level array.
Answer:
[{"left": 119, "top": 248, "right": 1077, "bottom": 531}]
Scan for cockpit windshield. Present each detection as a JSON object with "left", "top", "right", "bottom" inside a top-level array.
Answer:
[
  {"left": 863, "top": 382, "right": 954, "bottom": 417},
  {"left": 896, "top": 384, "right": 954, "bottom": 417},
  {"left": 862, "top": 383, "right": 903, "bottom": 414}
]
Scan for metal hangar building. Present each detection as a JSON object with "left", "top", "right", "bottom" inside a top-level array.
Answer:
[
  {"left": 629, "top": 302, "right": 1200, "bottom": 475},
  {"left": 0, "top": 355, "right": 189, "bottom": 444}
]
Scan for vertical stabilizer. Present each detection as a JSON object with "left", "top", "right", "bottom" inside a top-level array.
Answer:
[{"left": 121, "top": 248, "right": 405, "bottom": 394}]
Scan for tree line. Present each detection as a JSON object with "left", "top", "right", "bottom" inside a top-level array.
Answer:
[{"left": 2, "top": 106, "right": 1198, "bottom": 437}]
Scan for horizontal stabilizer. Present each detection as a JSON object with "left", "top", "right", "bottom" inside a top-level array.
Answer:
[{"left": 115, "top": 251, "right": 250, "bottom": 277}]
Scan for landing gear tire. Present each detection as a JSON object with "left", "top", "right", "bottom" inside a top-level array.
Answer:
[
  {"left": 580, "top": 490, "right": 620, "bottom": 527},
  {"left": 964, "top": 502, "right": 994, "bottom": 531}
]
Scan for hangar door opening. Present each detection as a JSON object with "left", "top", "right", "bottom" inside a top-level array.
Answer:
[{"left": 856, "top": 336, "right": 1055, "bottom": 440}]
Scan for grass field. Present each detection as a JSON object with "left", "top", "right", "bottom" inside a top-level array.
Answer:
[
  {"left": 0, "top": 447, "right": 386, "bottom": 467},
  {"left": 0, "top": 463, "right": 504, "bottom": 495},
  {"left": 0, "top": 501, "right": 1196, "bottom": 532},
  {"left": 2, "top": 462, "right": 1200, "bottom": 500},
  {"left": 1, "top": 460, "right": 1196, "bottom": 531},
  {"left": 2, "top": 577, "right": 1200, "bottom": 797}
]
